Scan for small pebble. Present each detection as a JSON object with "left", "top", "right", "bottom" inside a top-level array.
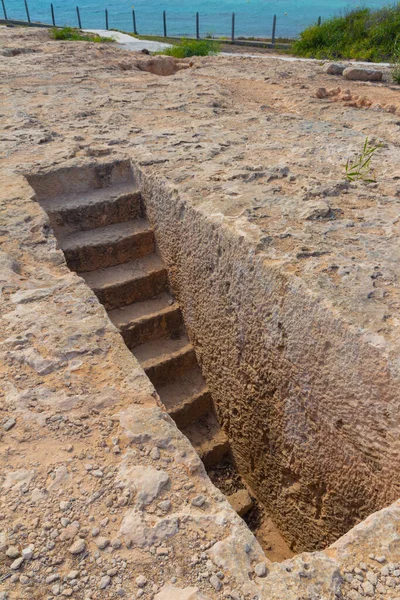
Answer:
[
  {"left": 3, "top": 418, "right": 16, "bottom": 432},
  {"left": 254, "top": 562, "right": 268, "bottom": 578},
  {"left": 362, "top": 581, "right": 375, "bottom": 596},
  {"left": 67, "top": 570, "right": 79, "bottom": 580},
  {"left": 157, "top": 500, "right": 171, "bottom": 512},
  {"left": 99, "top": 575, "right": 111, "bottom": 589},
  {"left": 69, "top": 539, "right": 86, "bottom": 555},
  {"left": 6, "top": 546, "right": 20, "bottom": 559},
  {"left": 96, "top": 536, "right": 110, "bottom": 550},
  {"left": 136, "top": 575, "right": 147, "bottom": 588},
  {"left": 150, "top": 447, "right": 160, "bottom": 460},
  {"left": 191, "top": 495, "right": 206, "bottom": 507},
  {"left": 21, "top": 546, "right": 34, "bottom": 560},
  {"left": 210, "top": 574, "right": 222, "bottom": 591},
  {"left": 10, "top": 557, "right": 24, "bottom": 570}
]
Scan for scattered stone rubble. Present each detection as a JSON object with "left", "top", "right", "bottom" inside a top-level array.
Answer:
[{"left": 1, "top": 26, "right": 400, "bottom": 600}]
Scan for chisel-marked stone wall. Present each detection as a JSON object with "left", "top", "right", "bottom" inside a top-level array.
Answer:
[{"left": 135, "top": 165, "right": 400, "bottom": 553}]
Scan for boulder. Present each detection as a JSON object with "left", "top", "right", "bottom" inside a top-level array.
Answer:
[
  {"left": 134, "top": 56, "right": 191, "bottom": 77},
  {"left": 342, "top": 67, "right": 383, "bottom": 82},
  {"left": 323, "top": 63, "right": 345, "bottom": 75}
]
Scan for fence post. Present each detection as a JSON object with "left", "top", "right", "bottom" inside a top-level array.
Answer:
[
  {"left": 231, "top": 12, "right": 235, "bottom": 42},
  {"left": 76, "top": 5, "right": 82, "bottom": 28},
  {"left": 132, "top": 9, "right": 137, "bottom": 34},
  {"left": 24, "top": 0, "right": 31, "bottom": 22},
  {"left": 105, "top": 8, "right": 108, "bottom": 29},
  {"left": 317, "top": 16, "right": 321, "bottom": 25},
  {"left": 1, "top": 0, "right": 7, "bottom": 19},
  {"left": 50, "top": 2, "right": 55, "bottom": 25},
  {"left": 271, "top": 14, "right": 276, "bottom": 46},
  {"left": 163, "top": 10, "right": 167, "bottom": 37},
  {"left": 196, "top": 11, "right": 199, "bottom": 39}
]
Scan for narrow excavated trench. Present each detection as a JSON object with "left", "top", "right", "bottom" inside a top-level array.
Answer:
[{"left": 28, "top": 159, "right": 293, "bottom": 562}]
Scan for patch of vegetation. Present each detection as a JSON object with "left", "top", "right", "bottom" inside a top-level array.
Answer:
[
  {"left": 292, "top": 4, "right": 400, "bottom": 61},
  {"left": 50, "top": 27, "right": 113, "bottom": 43},
  {"left": 157, "top": 38, "right": 220, "bottom": 58},
  {"left": 345, "top": 138, "right": 381, "bottom": 183},
  {"left": 391, "top": 36, "right": 400, "bottom": 83}
]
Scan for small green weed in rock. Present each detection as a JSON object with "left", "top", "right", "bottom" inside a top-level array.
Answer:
[
  {"left": 50, "top": 27, "right": 113, "bottom": 43},
  {"left": 345, "top": 137, "right": 381, "bottom": 183}
]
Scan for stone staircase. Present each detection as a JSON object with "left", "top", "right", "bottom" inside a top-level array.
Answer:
[{"left": 40, "top": 181, "right": 229, "bottom": 467}]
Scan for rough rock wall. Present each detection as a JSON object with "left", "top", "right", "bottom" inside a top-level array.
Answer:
[{"left": 135, "top": 165, "right": 400, "bottom": 553}]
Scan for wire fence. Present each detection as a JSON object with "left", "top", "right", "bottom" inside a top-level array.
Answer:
[{"left": 1, "top": 0, "right": 325, "bottom": 40}]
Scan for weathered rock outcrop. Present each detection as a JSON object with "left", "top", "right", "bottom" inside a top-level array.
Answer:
[
  {"left": 343, "top": 66, "right": 383, "bottom": 81},
  {"left": 1, "top": 25, "right": 400, "bottom": 600}
]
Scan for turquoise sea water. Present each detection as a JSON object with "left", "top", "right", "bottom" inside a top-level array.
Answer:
[{"left": 3, "top": 0, "right": 390, "bottom": 38}]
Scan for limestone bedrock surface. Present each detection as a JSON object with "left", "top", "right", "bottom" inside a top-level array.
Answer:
[{"left": 1, "top": 26, "right": 400, "bottom": 600}]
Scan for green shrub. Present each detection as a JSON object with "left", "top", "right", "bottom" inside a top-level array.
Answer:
[
  {"left": 50, "top": 27, "right": 113, "bottom": 43},
  {"left": 157, "top": 39, "right": 220, "bottom": 58},
  {"left": 292, "top": 4, "right": 400, "bottom": 61},
  {"left": 391, "top": 36, "right": 400, "bottom": 83}
]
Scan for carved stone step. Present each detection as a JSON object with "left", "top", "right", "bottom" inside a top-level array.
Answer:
[
  {"left": 41, "top": 184, "right": 142, "bottom": 234},
  {"left": 182, "top": 412, "right": 230, "bottom": 467},
  {"left": 108, "top": 293, "right": 182, "bottom": 349},
  {"left": 81, "top": 254, "right": 167, "bottom": 310},
  {"left": 157, "top": 368, "right": 212, "bottom": 429},
  {"left": 61, "top": 219, "right": 154, "bottom": 273},
  {"left": 134, "top": 334, "right": 197, "bottom": 388}
]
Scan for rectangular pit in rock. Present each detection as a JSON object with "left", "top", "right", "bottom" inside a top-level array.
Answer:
[
  {"left": 27, "top": 158, "right": 295, "bottom": 560},
  {"left": 27, "top": 156, "right": 399, "bottom": 559}
]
